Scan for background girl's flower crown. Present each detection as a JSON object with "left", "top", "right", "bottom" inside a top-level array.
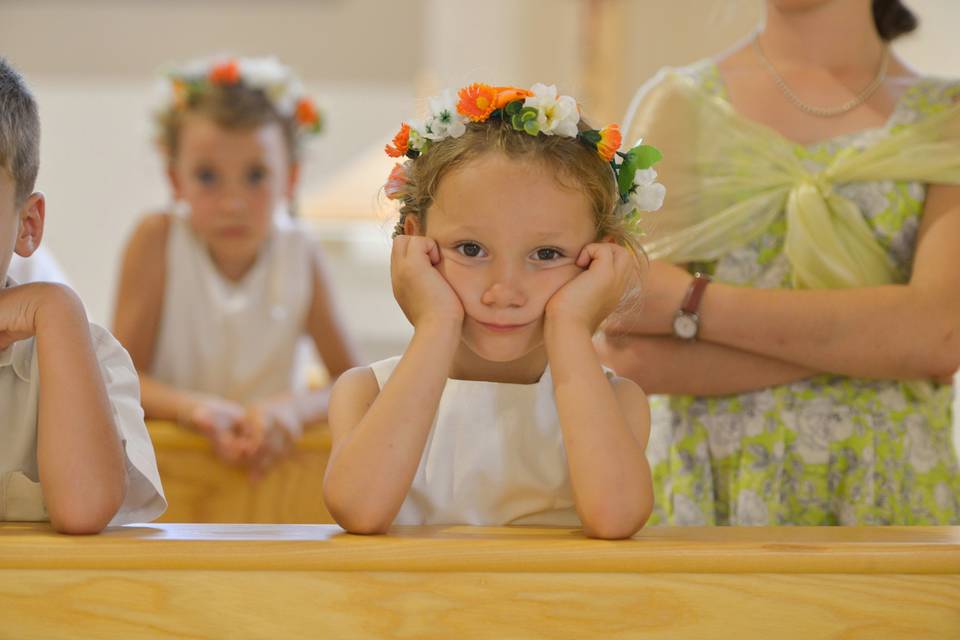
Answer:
[
  {"left": 156, "top": 56, "right": 323, "bottom": 137},
  {"left": 383, "top": 82, "right": 665, "bottom": 220}
]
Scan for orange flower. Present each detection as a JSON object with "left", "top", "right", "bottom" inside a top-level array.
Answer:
[
  {"left": 209, "top": 60, "right": 240, "bottom": 85},
  {"left": 171, "top": 79, "right": 189, "bottom": 110},
  {"left": 385, "top": 123, "right": 411, "bottom": 157},
  {"left": 384, "top": 163, "right": 409, "bottom": 200},
  {"left": 493, "top": 86, "right": 533, "bottom": 109},
  {"left": 457, "top": 83, "right": 498, "bottom": 122},
  {"left": 597, "top": 124, "right": 622, "bottom": 162},
  {"left": 295, "top": 97, "right": 319, "bottom": 127}
]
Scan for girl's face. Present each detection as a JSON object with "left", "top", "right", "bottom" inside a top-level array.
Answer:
[
  {"left": 169, "top": 114, "right": 296, "bottom": 272},
  {"left": 412, "top": 152, "right": 596, "bottom": 364}
]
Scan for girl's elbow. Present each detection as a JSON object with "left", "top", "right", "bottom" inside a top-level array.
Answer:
[
  {"left": 580, "top": 499, "right": 652, "bottom": 540},
  {"left": 323, "top": 487, "right": 393, "bottom": 535}
]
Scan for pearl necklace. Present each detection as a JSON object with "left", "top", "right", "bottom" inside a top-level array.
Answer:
[{"left": 751, "top": 34, "right": 889, "bottom": 118}]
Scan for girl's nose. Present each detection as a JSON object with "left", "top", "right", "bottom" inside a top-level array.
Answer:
[{"left": 481, "top": 280, "right": 527, "bottom": 308}]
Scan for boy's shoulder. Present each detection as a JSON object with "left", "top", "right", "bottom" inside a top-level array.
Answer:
[{"left": 6, "top": 322, "right": 134, "bottom": 386}]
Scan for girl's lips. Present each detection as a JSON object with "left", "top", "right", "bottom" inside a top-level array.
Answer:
[{"left": 477, "top": 320, "right": 532, "bottom": 333}]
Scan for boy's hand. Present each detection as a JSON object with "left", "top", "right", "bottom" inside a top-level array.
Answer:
[
  {"left": 545, "top": 243, "right": 639, "bottom": 334},
  {"left": 391, "top": 235, "right": 463, "bottom": 331}
]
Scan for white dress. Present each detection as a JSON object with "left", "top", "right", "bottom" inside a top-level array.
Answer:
[
  {"left": 370, "top": 356, "right": 582, "bottom": 527},
  {"left": 150, "top": 211, "right": 314, "bottom": 403}
]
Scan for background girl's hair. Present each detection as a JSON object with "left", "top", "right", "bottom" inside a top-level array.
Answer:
[
  {"left": 872, "top": 0, "right": 918, "bottom": 41},
  {"left": 392, "top": 117, "right": 647, "bottom": 265},
  {"left": 157, "top": 83, "right": 299, "bottom": 163}
]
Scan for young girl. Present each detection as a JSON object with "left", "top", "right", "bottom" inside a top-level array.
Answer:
[
  {"left": 113, "top": 56, "right": 360, "bottom": 476},
  {"left": 323, "top": 83, "right": 664, "bottom": 538}
]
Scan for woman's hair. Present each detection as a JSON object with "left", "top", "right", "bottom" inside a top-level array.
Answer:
[
  {"left": 157, "top": 84, "right": 298, "bottom": 163},
  {"left": 392, "top": 117, "right": 645, "bottom": 262},
  {"left": 872, "top": 0, "right": 918, "bottom": 41}
]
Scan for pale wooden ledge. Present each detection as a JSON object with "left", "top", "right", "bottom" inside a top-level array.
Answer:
[
  {"left": 3, "top": 524, "right": 958, "bottom": 638},
  {"left": 2, "top": 523, "right": 959, "bottom": 574}
]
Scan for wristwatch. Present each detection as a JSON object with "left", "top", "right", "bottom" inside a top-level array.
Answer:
[{"left": 672, "top": 273, "right": 711, "bottom": 340}]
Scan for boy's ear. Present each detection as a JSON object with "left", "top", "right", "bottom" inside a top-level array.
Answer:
[
  {"left": 402, "top": 214, "right": 423, "bottom": 236},
  {"left": 14, "top": 192, "right": 45, "bottom": 258},
  {"left": 286, "top": 162, "right": 301, "bottom": 200}
]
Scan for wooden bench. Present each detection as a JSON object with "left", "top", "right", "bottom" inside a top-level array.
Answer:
[
  {"left": 2, "top": 523, "right": 958, "bottom": 638},
  {"left": 147, "top": 420, "right": 333, "bottom": 524}
]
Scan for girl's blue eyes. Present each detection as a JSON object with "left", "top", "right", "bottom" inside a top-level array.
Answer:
[
  {"left": 535, "top": 248, "right": 562, "bottom": 261},
  {"left": 457, "top": 242, "right": 484, "bottom": 258},
  {"left": 193, "top": 167, "right": 268, "bottom": 186},
  {"left": 453, "top": 243, "right": 564, "bottom": 261}
]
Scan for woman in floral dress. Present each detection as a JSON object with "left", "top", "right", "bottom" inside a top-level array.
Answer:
[{"left": 599, "top": 0, "right": 960, "bottom": 525}]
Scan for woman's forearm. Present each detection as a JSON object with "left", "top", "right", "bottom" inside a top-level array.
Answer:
[{"left": 598, "top": 333, "right": 816, "bottom": 395}]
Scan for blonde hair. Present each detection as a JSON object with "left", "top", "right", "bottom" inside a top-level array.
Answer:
[
  {"left": 156, "top": 84, "right": 299, "bottom": 163},
  {"left": 392, "top": 117, "right": 645, "bottom": 263},
  {"left": 0, "top": 58, "right": 40, "bottom": 205}
]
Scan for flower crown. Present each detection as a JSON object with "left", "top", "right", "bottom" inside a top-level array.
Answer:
[
  {"left": 156, "top": 56, "right": 322, "bottom": 140},
  {"left": 383, "top": 82, "right": 665, "bottom": 220}
]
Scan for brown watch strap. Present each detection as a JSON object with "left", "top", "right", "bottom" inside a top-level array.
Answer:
[{"left": 680, "top": 273, "right": 711, "bottom": 314}]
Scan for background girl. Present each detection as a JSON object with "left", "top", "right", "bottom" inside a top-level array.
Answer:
[{"left": 113, "top": 56, "right": 360, "bottom": 476}]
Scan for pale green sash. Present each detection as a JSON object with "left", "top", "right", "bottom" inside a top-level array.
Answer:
[{"left": 625, "top": 71, "right": 960, "bottom": 289}]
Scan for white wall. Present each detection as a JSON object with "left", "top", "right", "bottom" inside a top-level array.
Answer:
[{"left": 3, "top": 0, "right": 957, "bottom": 366}]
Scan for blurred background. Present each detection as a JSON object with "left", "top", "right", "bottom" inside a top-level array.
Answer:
[{"left": 1, "top": 0, "right": 957, "bottom": 363}]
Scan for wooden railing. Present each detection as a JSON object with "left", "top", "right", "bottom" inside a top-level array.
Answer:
[
  {"left": 147, "top": 420, "right": 333, "bottom": 524},
  {"left": 2, "top": 523, "right": 958, "bottom": 638}
]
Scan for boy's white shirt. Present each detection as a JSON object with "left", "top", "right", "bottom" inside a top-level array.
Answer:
[{"left": 0, "top": 278, "right": 166, "bottom": 524}]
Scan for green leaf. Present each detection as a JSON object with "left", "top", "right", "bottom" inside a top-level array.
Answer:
[
  {"left": 504, "top": 100, "right": 523, "bottom": 116},
  {"left": 616, "top": 144, "right": 663, "bottom": 194},
  {"left": 523, "top": 119, "right": 540, "bottom": 135},
  {"left": 579, "top": 129, "right": 601, "bottom": 145}
]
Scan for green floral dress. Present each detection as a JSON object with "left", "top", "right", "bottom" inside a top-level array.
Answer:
[{"left": 647, "top": 60, "right": 960, "bottom": 526}]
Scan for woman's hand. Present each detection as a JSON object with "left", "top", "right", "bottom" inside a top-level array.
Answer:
[
  {"left": 391, "top": 235, "right": 463, "bottom": 331},
  {"left": 545, "top": 243, "right": 639, "bottom": 334},
  {"left": 604, "top": 259, "right": 692, "bottom": 336}
]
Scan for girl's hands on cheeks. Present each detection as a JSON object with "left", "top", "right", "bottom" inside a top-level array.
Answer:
[
  {"left": 545, "top": 243, "right": 639, "bottom": 334},
  {"left": 391, "top": 235, "right": 463, "bottom": 331}
]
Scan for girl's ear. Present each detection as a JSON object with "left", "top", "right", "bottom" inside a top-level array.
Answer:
[
  {"left": 599, "top": 233, "right": 616, "bottom": 244},
  {"left": 166, "top": 163, "right": 182, "bottom": 199},
  {"left": 403, "top": 214, "right": 423, "bottom": 236},
  {"left": 14, "top": 192, "right": 45, "bottom": 258},
  {"left": 286, "top": 162, "right": 301, "bottom": 200}
]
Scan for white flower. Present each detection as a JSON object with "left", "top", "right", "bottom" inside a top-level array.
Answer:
[
  {"left": 628, "top": 167, "right": 666, "bottom": 212},
  {"left": 238, "top": 57, "right": 289, "bottom": 92},
  {"left": 630, "top": 182, "right": 666, "bottom": 212},
  {"left": 523, "top": 83, "right": 579, "bottom": 138},
  {"left": 422, "top": 89, "right": 468, "bottom": 140},
  {"left": 406, "top": 120, "right": 430, "bottom": 152}
]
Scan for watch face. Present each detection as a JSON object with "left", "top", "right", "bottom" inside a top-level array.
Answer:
[{"left": 673, "top": 313, "right": 698, "bottom": 339}]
